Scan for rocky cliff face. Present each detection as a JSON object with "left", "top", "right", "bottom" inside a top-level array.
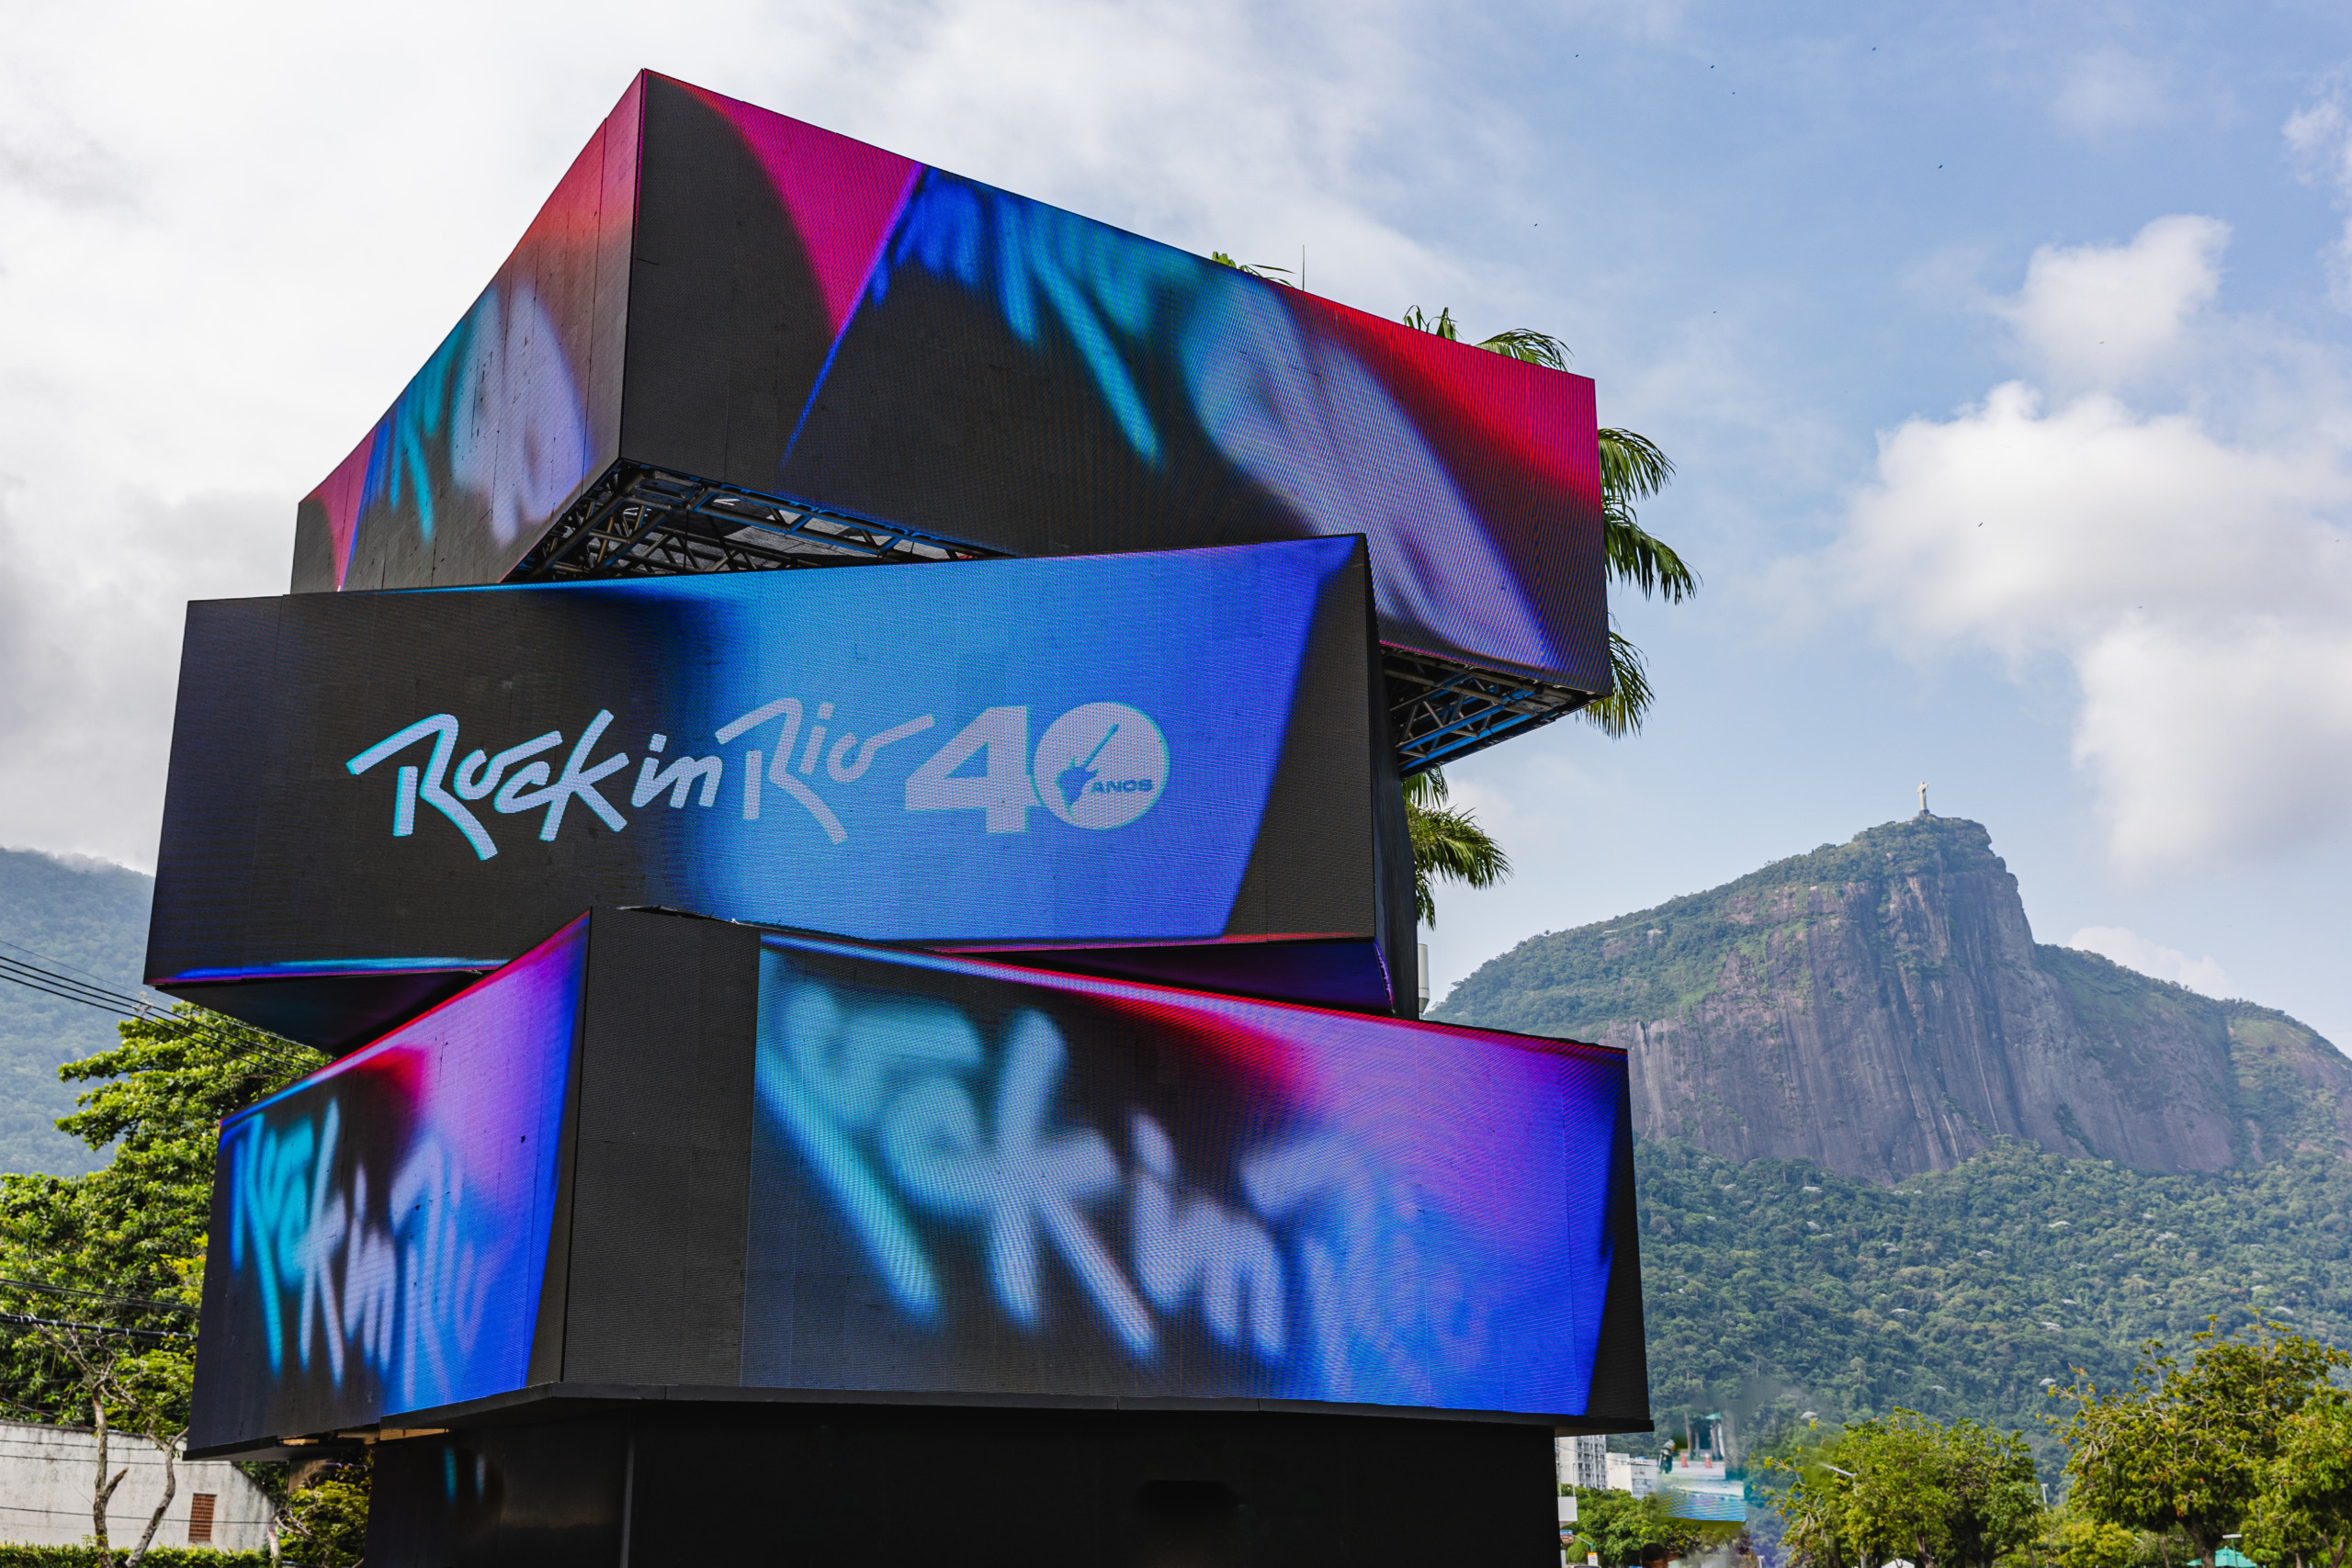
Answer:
[{"left": 1432, "top": 817, "right": 2352, "bottom": 1182}]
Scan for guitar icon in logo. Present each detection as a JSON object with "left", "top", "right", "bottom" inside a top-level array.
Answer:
[
  {"left": 1054, "top": 725, "right": 1121, "bottom": 812},
  {"left": 1034, "top": 705, "right": 1169, "bottom": 829}
]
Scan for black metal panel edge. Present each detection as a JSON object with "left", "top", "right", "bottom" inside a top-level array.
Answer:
[
  {"left": 1581, "top": 1057, "right": 1655, "bottom": 1427},
  {"left": 526, "top": 916, "right": 598, "bottom": 1388},
  {"left": 1218, "top": 536, "right": 1384, "bottom": 991},
  {"left": 560, "top": 908, "right": 760, "bottom": 1386}
]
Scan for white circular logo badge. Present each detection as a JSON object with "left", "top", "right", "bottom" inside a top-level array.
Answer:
[{"left": 1033, "top": 703, "right": 1169, "bottom": 829}]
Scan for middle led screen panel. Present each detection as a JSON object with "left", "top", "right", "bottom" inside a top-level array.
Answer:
[
  {"left": 743, "top": 931, "right": 1645, "bottom": 1420},
  {"left": 148, "top": 537, "right": 1399, "bottom": 1032}
]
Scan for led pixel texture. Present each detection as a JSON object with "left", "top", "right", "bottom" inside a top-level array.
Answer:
[
  {"left": 297, "top": 72, "right": 1607, "bottom": 694},
  {"left": 151, "top": 538, "right": 1392, "bottom": 1029},
  {"left": 743, "top": 934, "right": 1640, "bottom": 1421},
  {"left": 187, "top": 919, "right": 584, "bottom": 1450}
]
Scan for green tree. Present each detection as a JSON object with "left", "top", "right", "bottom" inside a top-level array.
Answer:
[
  {"left": 2055, "top": 1322, "right": 2350, "bottom": 1568},
  {"left": 1764, "top": 1411, "right": 2041, "bottom": 1568},
  {"left": 2245, "top": 1388, "right": 2352, "bottom": 1568},
  {"left": 279, "top": 1455, "right": 376, "bottom": 1568},
  {"left": 2014, "top": 1506, "right": 2154, "bottom": 1568},
  {"left": 1569, "top": 1486, "right": 1695, "bottom": 1566},
  {"left": 0, "top": 1006, "right": 323, "bottom": 1560},
  {"left": 1403, "top": 767, "right": 1510, "bottom": 925}
]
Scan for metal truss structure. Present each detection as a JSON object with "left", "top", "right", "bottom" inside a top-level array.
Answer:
[
  {"left": 512, "top": 463, "right": 1596, "bottom": 774},
  {"left": 1385, "top": 651, "right": 1590, "bottom": 777},
  {"left": 513, "top": 464, "right": 991, "bottom": 581}
]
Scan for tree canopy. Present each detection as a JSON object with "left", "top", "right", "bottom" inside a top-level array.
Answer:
[
  {"left": 2244, "top": 1388, "right": 2352, "bottom": 1568},
  {"left": 1762, "top": 1410, "right": 2040, "bottom": 1568},
  {"left": 2056, "top": 1324, "right": 2351, "bottom": 1568}
]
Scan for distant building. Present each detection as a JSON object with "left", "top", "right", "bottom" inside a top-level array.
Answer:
[
  {"left": 1556, "top": 1435, "right": 1608, "bottom": 1490},
  {"left": 1658, "top": 1453, "right": 1747, "bottom": 1522},
  {"left": 0, "top": 1420, "right": 271, "bottom": 1550},
  {"left": 1604, "top": 1452, "right": 1659, "bottom": 1497}
]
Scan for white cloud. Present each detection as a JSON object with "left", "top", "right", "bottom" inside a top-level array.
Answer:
[
  {"left": 2065, "top": 925, "right": 2233, "bottom": 997},
  {"left": 2285, "top": 79, "right": 2352, "bottom": 310},
  {"left": 2052, "top": 51, "right": 2169, "bottom": 136},
  {"left": 1838, "top": 217, "right": 2352, "bottom": 874},
  {"left": 1990, "top": 215, "right": 2226, "bottom": 392},
  {"left": 0, "top": 0, "right": 1476, "bottom": 868}
]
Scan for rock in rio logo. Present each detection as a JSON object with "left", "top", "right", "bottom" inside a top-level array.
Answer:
[
  {"left": 346, "top": 697, "right": 1170, "bottom": 858},
  {"left": 1034, "top": 704, "right": 1169, "bottom": 830}
]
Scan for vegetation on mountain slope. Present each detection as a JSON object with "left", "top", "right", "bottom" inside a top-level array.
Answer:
[
  {"left": 1633, "top": 1137, "right": 2352, "bottom": 1478},
  {"left": 0, "top": 850, "right": 157, "bottom": 1176}
]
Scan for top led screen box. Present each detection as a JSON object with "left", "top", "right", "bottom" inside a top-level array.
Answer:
[
  {"left": 147, "top": 536, "right": 1414, "bottom": 1046},
  {"left": 291, "top": 71, "right": 1608, "bottom": 698},
  {"left": 187, "top": 908, "right": 1648, "bottom": 1456}
]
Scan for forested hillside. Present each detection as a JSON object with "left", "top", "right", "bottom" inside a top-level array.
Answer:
[
  {"left": 1634, "top": 1136, "right": 2352, "bottom": 1473},
  {"left": 0, "top": 848, "right": 154, "bottom": 1174}
]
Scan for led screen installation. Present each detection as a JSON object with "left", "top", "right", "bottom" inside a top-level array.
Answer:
[
  {"left": 187, "top": 918, "right": 584, "bottom": 1451},
  {"left": 741, "top": 933, "right": 1644, "bottom": 1423},
  {"left": 151, "top": 538, "right": 1402, "bottom": 1029},
  {"left": 289, "top": 81, "right": 640, "bottom": 595},
  {"left": 297, "top": 71, "right": 1608, "bottom": 694}
]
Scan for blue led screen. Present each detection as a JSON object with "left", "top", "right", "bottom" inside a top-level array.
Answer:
[
  {"left": 148, "top": 538, "right": 1390, "bottom": 1022},
  {"left": 187, "top": 919, "right": 584, "bottom": 1450},
  {"left": 299, "top": 73, "right": 1610, "bottom": 697},
  {"left": 742, "top": 934, "right": 1644, "bottom": 1422}
]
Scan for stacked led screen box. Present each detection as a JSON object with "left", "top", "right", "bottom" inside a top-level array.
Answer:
[
  {"left": 291, "top": 71, "right": 1610, "bottom": 727},
  {"left": 164, "top": 63, "right": 1647, "bottom": 1568},
  {"left": 190, "top": 908, "right": 1647, "bottom": 1448},
  {"left": 147, "top": 536, "right": 1416, "bottom": 1046}
]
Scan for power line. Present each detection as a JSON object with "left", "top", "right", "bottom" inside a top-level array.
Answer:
[
  {"left": 0, "top": 953, "right": 322, "bottom": 1079},
  {"left": 0, "top": 931, "right": 134, "bottom": 991},
  {"left": 0, "top": 1310, "right": 187, "bottom": 1342},
  {"left": 0, "top": 1277, "right": 198, "bottom": 1317}
]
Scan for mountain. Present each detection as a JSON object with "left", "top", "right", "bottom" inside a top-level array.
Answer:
[
  {"left": 0, "top": 847, "right": 155, "bottom": 1175},
  {"left": 1435, "top": 814, "right": 2352, "bottom": 1466},
  {"left": 1434, "top": 814, "right": 2352, "bottom": 1183}
]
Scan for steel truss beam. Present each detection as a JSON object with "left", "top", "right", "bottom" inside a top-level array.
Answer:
[
  {"left": 511, "top": 464, "right": 1594, "bottom": 774},
  {"left": 1385, "top": 651, "right": 1591, "bottom": 777},
  {"left": 513, "top": 464, "right": 991, "bottom": 581}
]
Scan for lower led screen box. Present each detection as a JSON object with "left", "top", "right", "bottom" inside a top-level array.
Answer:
[
  {"left": 188, "top": 908, "right": 1648, "bottom": 1563},
  {"left": 147, "top": 536, "right": 1414, "bottom": 1046}
]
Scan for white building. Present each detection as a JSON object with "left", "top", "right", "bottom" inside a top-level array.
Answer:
[
  {"left": 1603, "top": 1452, "right": 1659, "bottom": 1498},
  {"left": 1555, "top": 1434, "right": 1608, "bottom": 1491},
  {"left": 0, "top": 1420, "right": 272, "bottom": 1551}
]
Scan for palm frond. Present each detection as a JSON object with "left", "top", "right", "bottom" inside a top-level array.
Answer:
[
  {"left": 1600, "top": 427, "right": 1675, "bottom": 502},
  {"left": 1475, "top": 328, "right": 1571, "bottom": 370},
  {"left": 1402, "top": 305, "right": 1461, "bottom": 339},
  {"left": 1596, "top": 426, "right": 1694, "bottom": 603},
  {"left": 1209, "top": 252, "right": 1294, "bottom": 284},
  {"left": 1580, "top": 626, "right": 1655, "bottom": 739},
  {"left": 1604, "top": 503, "right": 1700, "bottom": 604},
  {"left": 1405, "top": 767, "right": 1510, "bottom": 925}
]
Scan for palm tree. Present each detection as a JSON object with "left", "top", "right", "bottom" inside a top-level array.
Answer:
[
  {"left": 1403, "top": 767, "right": 1510, "bottom": 926},
  {"left": 1210, "top": 261, "right": 1693, "bottom": 919},
  {"left": 1399, "top": 307, "right": 1691, "bottom": 737}
]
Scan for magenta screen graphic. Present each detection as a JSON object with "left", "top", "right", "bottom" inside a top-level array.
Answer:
[
  {"left": 742, "top": 934, "right": 1644, "bottom": 1421},
  {"left": 296, "top": 71, "right": 1608, "bottom": 694},
  {"left": 188, "top": 919, "right": 585, "bottom": 1450}
]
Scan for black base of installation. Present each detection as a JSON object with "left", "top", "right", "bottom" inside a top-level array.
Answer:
[{"left": 368, "top": 1404, "right": 1560, "bottom": 1567}]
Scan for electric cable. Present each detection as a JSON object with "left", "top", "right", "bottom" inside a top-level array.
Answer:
[{"left": 0, "top": 1277, "right": 198, "bottom": 1316}]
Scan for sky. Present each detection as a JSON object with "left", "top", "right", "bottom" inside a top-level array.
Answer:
[{"left": 1, "top": 0, "right": 2347, "bottom": 1045}]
